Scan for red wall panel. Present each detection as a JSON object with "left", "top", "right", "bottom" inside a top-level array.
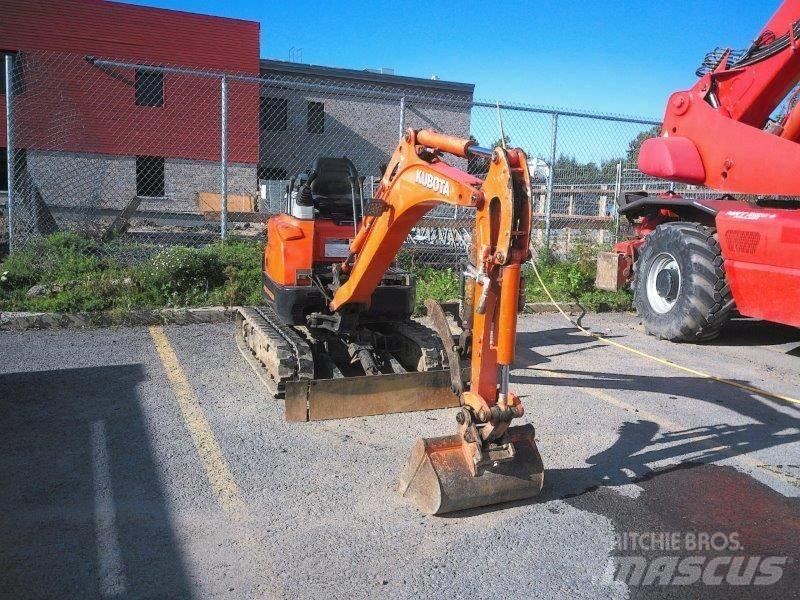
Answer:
[{"left": 0, "top": 0, "right": 260, "bottom": 163}]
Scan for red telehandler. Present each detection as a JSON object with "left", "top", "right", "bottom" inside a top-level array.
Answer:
[{"left": 597, "top": 0, "right": 800, "bottom": 341}]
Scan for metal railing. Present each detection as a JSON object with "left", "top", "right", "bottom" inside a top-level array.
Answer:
[{"left": 2, "top": 50, "right": 676, "bottom": 267}]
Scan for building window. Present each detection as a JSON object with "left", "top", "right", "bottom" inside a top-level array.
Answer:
[
  {"left": 307, "top": 101, "right": 324, "bottom": 134},
  {"left": 0, "top": 148, "right": 7, "bottom": 192},
  {"left": 135, "top": 68, "right": 164, "bottom": 107},
  {"left": 260, "top": 97, "right": 287, "bottom": 131},
  {"left": 136, "top": 156, "right": 165, "bottom": 197},
  {"left": 257, "top": 165, "right": 287, "bottom": 180}
]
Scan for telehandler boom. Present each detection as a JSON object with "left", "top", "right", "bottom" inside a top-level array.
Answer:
[{"left": 598, "top": 0, "right": 800, "bottom": 340}]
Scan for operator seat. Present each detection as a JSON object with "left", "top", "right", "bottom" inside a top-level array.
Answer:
[{"left": 306, "top": 157, "right": 361, "bottom": 221}]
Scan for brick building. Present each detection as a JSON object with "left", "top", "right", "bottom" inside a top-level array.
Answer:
[
  {"left": 0, "top": 0, "right": 260, "bottom": 214},
  {"left": 1, "top": 0, "right": 474, "bottom": 220},
  {"left": 256, "top": 60, "right": 474, "bottom": 205}
]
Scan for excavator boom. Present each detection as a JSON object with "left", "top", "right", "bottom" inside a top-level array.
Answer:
[{"left": 326, "top": 128, "right": 541, "bottom": 514}]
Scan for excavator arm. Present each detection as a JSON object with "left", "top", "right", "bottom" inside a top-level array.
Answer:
[
  {"left": 333, "top": 128, "right": 531, "bottom": 413},
  {"left": 326, "top": 128, "right": 543, "bottom": 514},
  {"left": 640, "top": 0, "right": 800, "bottom": 195}
]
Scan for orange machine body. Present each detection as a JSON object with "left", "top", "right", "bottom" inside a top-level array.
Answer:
[{"left": 265, "top": 214, "right": 354, "bottom": 289}]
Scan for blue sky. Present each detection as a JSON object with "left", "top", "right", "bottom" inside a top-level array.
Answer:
[{"left": 124, "top": 0, "right": 781, "bottom": 119}]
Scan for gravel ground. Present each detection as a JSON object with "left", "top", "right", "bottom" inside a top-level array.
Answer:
[{"left": 1, "top": 312, "right": 799, "bottom": 599}]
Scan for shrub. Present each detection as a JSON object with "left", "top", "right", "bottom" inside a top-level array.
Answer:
[
  {"left": 133, "top": 246, "right": 223, "bottom": 306},
  {"left": 0, "top": 249, "right": 41, "bottom": 290},
  {"left": 203, "top": 241, "right": 263, "bottom": 306},
  {"left": 0, "top": 233, "right": 631, "bottom": 314},
  {"left": 524, "top": 241, "right": 632, "bottom": 311},
  {"left": 414, "top": 268, "right": 460, "bottom": 313}
]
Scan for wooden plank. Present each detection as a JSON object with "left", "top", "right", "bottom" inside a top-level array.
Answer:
[
  {"left": 196, "top": 191, "right": 256, "bottom": 213},
  {"left": 103, "top": 196, "right": 141, "bottom": 239},
  {"left": 201, "top": 211, "right": 268, "bottom": 223}
]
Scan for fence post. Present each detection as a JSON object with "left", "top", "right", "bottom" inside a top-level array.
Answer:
[
  {"left": 398, "top": 95, "right": 406, "bottom": 140},
  {"left": 544, "top": 112, "right": 558, "bottom": 252},
  {"left": 220, "top": 74, "right": 229, "bottom": 240},
  {"left": 5, "top": 54, "right": 15, "bottom": 250},
  {"left": 613, "top": 161, "right": 623, "bottom": 240}
]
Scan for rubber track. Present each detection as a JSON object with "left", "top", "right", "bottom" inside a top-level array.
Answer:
[
  {"left": 240, "top": 306, "right": 447, "bottom": 397},
  {"left": 238, "top": 306, "right": 315, "bottom": 397},
  {"left": 386, "top": 319, "right": 446, "bottom": 371}
]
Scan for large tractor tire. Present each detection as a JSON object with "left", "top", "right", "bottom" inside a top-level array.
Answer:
[{"left": 633, "top": 222, "right": 733, "bottom": 342}]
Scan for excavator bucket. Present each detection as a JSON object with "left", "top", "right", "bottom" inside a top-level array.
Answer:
[{"left": 397, "top": 424, "right": 544, "bottom": 515}]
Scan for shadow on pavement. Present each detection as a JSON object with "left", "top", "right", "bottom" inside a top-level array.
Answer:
[
  {"left": 0, "top": 365, "right": 192, "bottom": 599},
  {"left": 517, "top": 366, "right": 800, "bottom": 495},
  {"left": 713, "top": 318, "right": 800, "bottom": 348},
  {"left": 457, "top": 320, "right": 800, "bottom": 595}
]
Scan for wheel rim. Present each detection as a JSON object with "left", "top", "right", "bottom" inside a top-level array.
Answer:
[{"left": 646, "top": 252, "right": 681, "bottom": 314}]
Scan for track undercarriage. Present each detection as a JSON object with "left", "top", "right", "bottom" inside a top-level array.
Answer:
[{"left": 236, "top": 305, "right": 461, "bottom": 421}]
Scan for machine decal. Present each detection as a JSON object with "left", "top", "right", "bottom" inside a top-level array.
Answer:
[
  {"left": 415, "top": 169, "right": 451, "bottom": 196},
  {"left": 725, "top": 210, "right": 777, "bottom": 221}
]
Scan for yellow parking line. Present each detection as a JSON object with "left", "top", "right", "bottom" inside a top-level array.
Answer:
[
  {"left": 149, "top": 326, "right": 250, "bottom": 523},
  {"left": 534, "top": 367, "right": 800, "bottom": 488}
]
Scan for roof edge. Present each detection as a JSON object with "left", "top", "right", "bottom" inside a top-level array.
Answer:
[
  {"left": 106, "top": 0, "right": 260, "bottom": 27},
  {"left": 259, "top": 59, "right": 474, "bottom": 94}
]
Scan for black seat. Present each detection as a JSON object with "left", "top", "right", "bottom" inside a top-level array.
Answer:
[{"left": 307, "top": 157, "right": 360, "bottom": 220}]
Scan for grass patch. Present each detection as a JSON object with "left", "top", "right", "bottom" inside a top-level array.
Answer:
[
  {"left": 522, "top": 240, "right": 632, "bottom": 311},
  {"left": 413, "top": 268, "right": 461, "bottom": 314},
  {"left": 1, "top": 233, "right": 632, "bottom": 314},
  {"left": 409, "top": 242, "right": 632, "bottom": 314},
  {"left": 523, "top": 260, "right": 632, "bottom": 312},
  {"left": 0, "top": 233, "right": 263, "bottom": 312}
]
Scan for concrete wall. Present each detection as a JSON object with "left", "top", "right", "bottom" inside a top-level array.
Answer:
[{"left": 25, "top": 150, "right": 256, "bottom": 213}]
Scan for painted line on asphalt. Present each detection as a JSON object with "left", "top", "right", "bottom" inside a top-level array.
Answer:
[
  {"left": 91, "top": 419, "right": 129, "bottom": 597},
  {"left": 149, "top": 326, "right": 287, "bottom": 596},
  {"left": 149, "top": 325, "right": 250, "bottom": 523},
  {"left": 534, "top": 367, "right": 800, "bottom": 488},
  {"left": 527, "top": 262, "right": 800, "bottom": 407}
]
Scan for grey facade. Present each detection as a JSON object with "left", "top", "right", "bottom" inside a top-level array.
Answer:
[
  {"left": 25, "top": 151, "right": 255, "bottom": 214},
  {"left": 257, "top": 59, "right": 475, "bottom": 187},
  {"left": 11, "top": 60, "right": 474, "bottom": 228}
]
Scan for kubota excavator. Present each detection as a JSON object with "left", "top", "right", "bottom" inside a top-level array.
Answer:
[
  {"left": 597, "top": 0, "right": 800, "bottom": 340},
  {"left": 237, "top": 128, "right": 543, "bottom": 514}
]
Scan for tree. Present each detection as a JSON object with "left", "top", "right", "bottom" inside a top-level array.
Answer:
[
  {"left": 492, "top": 134, "right": 511, "bottom": 149},
  {"left": 625, "top": 125, "right": 660, "bottom": 166}
]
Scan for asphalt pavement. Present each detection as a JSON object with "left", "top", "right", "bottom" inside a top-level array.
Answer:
[{"left": 1, "top": 313, "right": 799, "bottom": 599}]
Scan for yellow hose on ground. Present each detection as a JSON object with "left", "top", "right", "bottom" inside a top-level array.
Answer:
[{"left": 528, "top": 260, "right": 800, "bottom": 407}]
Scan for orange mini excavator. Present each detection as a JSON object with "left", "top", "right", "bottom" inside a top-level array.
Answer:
[{"left": 237, "top": 128, "right": 543, "bottom": 514}]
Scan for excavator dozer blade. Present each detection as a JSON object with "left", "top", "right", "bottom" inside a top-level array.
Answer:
[
  {"left": 284, "top": 368, "right": 469, "bottom": 422},
  {"left": 397, "top": 424, "right": 544, "bottom": 515}
]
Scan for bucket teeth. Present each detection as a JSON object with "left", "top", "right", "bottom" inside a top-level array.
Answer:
[{"left": 397, "top": 424, "right": 544, "bottom": 515}]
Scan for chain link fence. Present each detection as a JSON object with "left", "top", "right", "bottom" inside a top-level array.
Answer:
[{"left": 2, "top": 50, "right": 680, "bottom": 268}]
